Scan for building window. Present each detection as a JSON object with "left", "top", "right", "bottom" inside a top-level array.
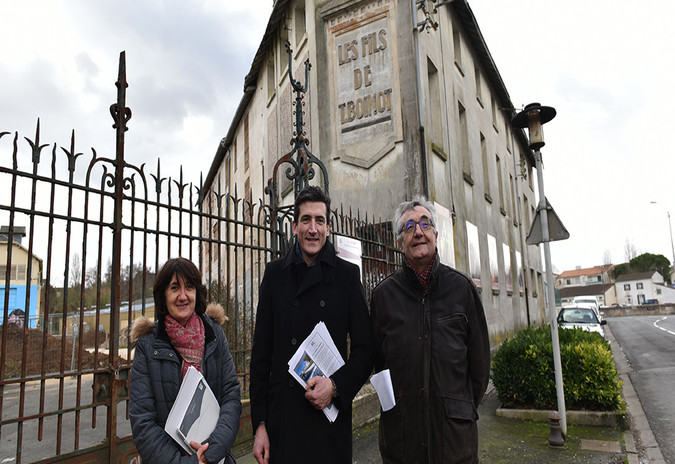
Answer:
[
  {"left": 245, "top": 177, "right": 252, "bottom": 221},
  {"left": 234, "top": 137, "right": 238, "bottom": 172},
  {"left": 244, "top": 114, "right": 250, "bottom": 172},
  {"left": 474, "top": 65, "right": 483, "bottom": 106},
  {"left": 211, "top": 222, "right": 220, "bottom": 264},
  {"left": 509, "top": 174, "right": 516, "bottom": 220},
  {"left": 636, "top": 282, "right": 643, "bottom": 289},
  {"left": 279, "top": 22, "right": 289, "bottom": 76},
  {"left": 225, "top": 155, "right": 231, "bottom": 195},
  {"left": 427, "top": 58, "right": 442, "bottom": 148},
  {"left": 491, "top": 97, "right": 499, "bottom": 132},
  {"left": 453, "top": 26, "right": 463, "bottom": 74},
  {"left": 459, "top": 102, "right": 471, "bottom": 180},
  {"left": 481, "top": 133, "right": 490, "bottom": 201},
  {"left": 294, "top": 2, "right": 306, "bottom": 46},
  {"left": 566, "top": 279, "right": 571, "bottom": 285},
  {"left": 657, "top": 288, "right": 662, "bottom": 295},
  {"left": 496, "top": 155, "right": 505, "bottom": 213},
  {"left": 624, "top": 284, "right": 631, "bottom": 291},
  {"left": 0, "top": 265, "right": 25, "bottom": 281},
  {"left": 267, "top": 58, "right": 275, "bottom": 101}
]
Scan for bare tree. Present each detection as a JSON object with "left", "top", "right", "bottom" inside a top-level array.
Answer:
[
  {"left": 624, "top": 239, "right": 637, "bottom": 262},
  {"left": 69, "top": 253, "right": 82, "bottom": 288},
  {"left": 602, "top": 249, "right": 612, "bottom": 265},
  {"left": 85, "top": 267, "right": 98, "bottom": 289}
]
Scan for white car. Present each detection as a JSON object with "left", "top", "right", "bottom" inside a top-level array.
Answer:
[
  {"left": 571, "top": 298, "right": 603, "bottom": 321},
  {"left": 557, "top": 306, "right": 607, "bottom": 338}
]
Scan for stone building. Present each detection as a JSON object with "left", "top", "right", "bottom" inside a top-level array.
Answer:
[{"left": 201, "top": 0, "right": 547, "bottom": 344}]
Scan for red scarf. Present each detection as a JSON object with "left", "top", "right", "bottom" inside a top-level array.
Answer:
[
  {"left": 408, "top": 253, "right": 436, "bottom": 291},
  {"left": 165, "top": 312, "right": 205, "bottom": 378}
]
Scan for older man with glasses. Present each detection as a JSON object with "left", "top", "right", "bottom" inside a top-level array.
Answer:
[{"left": 370, "top": 197, "right": 490, "bottom": 464}]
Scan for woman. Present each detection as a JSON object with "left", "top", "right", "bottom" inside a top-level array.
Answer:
[{"left": 130, "top": 257, "right": 241, "bottom": 463}]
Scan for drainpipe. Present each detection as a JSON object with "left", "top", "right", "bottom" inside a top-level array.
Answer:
[
  {"left": 511, "top": 130, "right": 531, "bottom": 326},
  {"left": 411, "top": 0, "right": 429, "bottom": 198}
]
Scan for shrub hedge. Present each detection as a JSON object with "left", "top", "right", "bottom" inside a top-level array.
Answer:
[{"left": 491, "top": 325, "right": 624, "bottom": 411}]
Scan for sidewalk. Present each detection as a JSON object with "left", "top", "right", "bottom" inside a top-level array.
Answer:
[
  {"left": 237, "top": 387, "right": 627, "bottom": 464},
  {"left": 237, "top": 324, "right": 665, "bottom": 464}
]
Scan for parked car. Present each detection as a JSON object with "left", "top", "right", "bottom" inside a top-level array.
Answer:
[
  {"left": 641, "top": 299, "right": 659, "bottom": 310},
  {"left": 557, "top": 306, "right": 607, "bottom": 338},
  {"left": 572, "top": 296, "right": 602, "bottom": 320}
]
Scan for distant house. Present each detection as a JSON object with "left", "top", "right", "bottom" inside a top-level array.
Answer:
[
  {"left": 555, "top": 264, "right": 616, "bottom": 307},
  {"left": 555, "top": 265, "right": 614, "bottom": 288},
  {"left": 614, "top": 271, "right": 675, "bottom": 305},
  {"left": 0, "top": 226, "right": 43, "bottom": 328},
  {"left": 559, "top": 283, "right": 617, "bottom": 307}
]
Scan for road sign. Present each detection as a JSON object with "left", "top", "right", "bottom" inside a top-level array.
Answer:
[{"left": 526, "top": 198, "right": 570, "bottom": 245}]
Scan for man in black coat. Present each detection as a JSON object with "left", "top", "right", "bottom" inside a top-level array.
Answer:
[
  {"left": 250, "top": 186, "right": 373, "bottom": 464},
  {"left": 370, "top": 198, "right": 491, "bottom": 464}
]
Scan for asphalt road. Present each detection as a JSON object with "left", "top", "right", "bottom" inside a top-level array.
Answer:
[
  {"left": 0, "top": 375, "right": 132, "bottom": 463},
  {"left": 607, "top": 316, "right": 675, "bottom": 464}
]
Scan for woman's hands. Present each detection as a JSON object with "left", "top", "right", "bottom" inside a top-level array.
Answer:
[{"left": 190, "top": 441, "right": 210, "bottom": 464}]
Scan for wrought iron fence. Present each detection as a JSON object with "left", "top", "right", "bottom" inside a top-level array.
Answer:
[{"left": 0, "top": 52, "right": 401, "bottom": 463}]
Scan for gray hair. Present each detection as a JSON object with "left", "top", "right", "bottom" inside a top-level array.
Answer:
[{"left": 393, "top": 197, "right": 437, "bottom": 241}]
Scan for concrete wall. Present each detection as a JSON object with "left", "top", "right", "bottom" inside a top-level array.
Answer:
[{"left": 602, "top": 304, "right": 675, "bottom": 317}]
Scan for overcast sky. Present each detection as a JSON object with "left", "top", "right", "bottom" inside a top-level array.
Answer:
[{"left": 1, "top": 0, "right": 673, "bottom": 273}]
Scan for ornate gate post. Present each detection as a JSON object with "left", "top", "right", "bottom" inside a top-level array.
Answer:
[
  {"left": 265, "top": 43, "right": 328, "bottom": 253},
  {"left": 107, "top": 51, "right": 132, "bottom": 462}
]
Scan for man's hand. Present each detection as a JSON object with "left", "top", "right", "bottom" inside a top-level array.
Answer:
[
  {"left": 253, "top": 423, "right": 270, "bottom": 464},
  {"left": 305, "top": 376, "right": 333, "bottom": 410},
  {"left": 189, "top": 441, "right": 209, "bottom": 464}
]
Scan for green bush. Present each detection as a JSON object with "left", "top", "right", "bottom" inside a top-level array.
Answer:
[{"left": 492, "top": 325, "right": 624, "bottom": 411}]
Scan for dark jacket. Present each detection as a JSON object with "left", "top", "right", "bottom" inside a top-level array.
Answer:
[
  {"left": 129, "top": 303, "right": 241, "bottom": 464},
  {"left": 370, "top": 257, "right": 490, "bottom": 464},
  {"left": 250, "top": 240, "right": 373, "bottom": 463}
]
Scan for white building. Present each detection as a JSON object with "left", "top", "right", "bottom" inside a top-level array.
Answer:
[
  {"left": 559, "top": 283, "right": 616, "bottom": 308},
  {"left": 555, "top": 264, "right": 613, "bottom": 289},
  {"left": 614, "top": 271, "right": 675, "bottom": 305}
]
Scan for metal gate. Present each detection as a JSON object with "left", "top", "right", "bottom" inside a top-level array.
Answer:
[{"left": 0, "top": 52, "right": 400, "bottom": 463}]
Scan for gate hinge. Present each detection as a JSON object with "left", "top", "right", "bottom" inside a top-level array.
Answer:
[{"left": 93, "top": 365, "right": 131, "bottom": 403}]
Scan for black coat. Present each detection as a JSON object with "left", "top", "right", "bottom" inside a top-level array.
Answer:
[
  {"left": 129, "top": 304, "right": 241, "bottom": 464},
  {"left": 250, "top": 241, "right": 374, "bottom": 463},
  {"left": 370, "top": 257, "right": 491, "bottom": 464}
]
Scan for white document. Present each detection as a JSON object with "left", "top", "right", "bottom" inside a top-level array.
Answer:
[
  {"left": 288, "top": 321, "right": 345, "bottom": 422},
  {"left": 370, "top": 369, "right": 396, "bottom": 412},
  {"left": 165, "top": 366, "right": 224, "bottom": 463}
]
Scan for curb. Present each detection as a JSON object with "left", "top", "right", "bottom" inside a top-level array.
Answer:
[
  {"left": 351, "top": 383, "right": 380, "bottom": 428},
  {"left": 495, "top": 406, "right": 629, "bottom": 429}
]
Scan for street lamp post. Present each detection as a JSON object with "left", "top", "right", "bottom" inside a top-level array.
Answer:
[
  {"left": 649, "top": 202, "right": 675, "bottom": 269},
  {"left": 669, "top": 211, "right": 674, "bottom": 269},
  {"left": 512, "top": 103, "right": 568, "bottom": 437}
]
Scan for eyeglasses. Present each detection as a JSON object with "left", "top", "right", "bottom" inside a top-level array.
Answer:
[{"left": 400, "top": 219, "right": 434, "bottom": 234}]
